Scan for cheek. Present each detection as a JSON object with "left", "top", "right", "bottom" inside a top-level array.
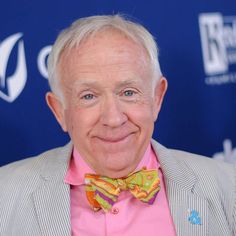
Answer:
[
  {"left": 65, "top": 107, "right": 99, "bottom": 137},
  {"left": 151, "top": 97, "right": 161, "bottom": 121},
  {"left": 127, "top": 103, "right": 155, "bottom": 127},
  {"left": 140, "top": 95, "right": 158, "bottom": 122},
  {"left": 63, "top": 109, "right": 75, "bottom": 133}
]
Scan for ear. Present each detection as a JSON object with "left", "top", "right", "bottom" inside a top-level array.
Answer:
[
  {"left": 46, "top": 92, "right": 68, "bottom": 132},
  {"left": 152, "top": 77, "right": 168, "bottom": 121}
]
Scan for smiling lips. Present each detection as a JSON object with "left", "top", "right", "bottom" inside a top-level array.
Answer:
[{"left": 95, "top": 132, "right": 135, "bottom": 144}]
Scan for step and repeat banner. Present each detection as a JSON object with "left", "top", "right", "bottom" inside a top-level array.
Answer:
[{"left": 1, "top": 0, "right": 236, "bottom": 166}]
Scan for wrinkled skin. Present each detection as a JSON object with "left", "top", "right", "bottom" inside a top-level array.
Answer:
[{"left": 46, "top": 30, "right": 167, "bottom": 178}]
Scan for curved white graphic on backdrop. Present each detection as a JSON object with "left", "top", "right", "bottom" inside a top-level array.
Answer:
[
  {"left": 37, "top": 45, "right": 51, "bottom": 79},
  {"left": 0, "top": 33, "right": 27, "bottom": 102}
]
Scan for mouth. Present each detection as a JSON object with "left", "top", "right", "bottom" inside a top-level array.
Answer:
[{"left": 94, "top": 132, "right": 135, "bottom": 144}]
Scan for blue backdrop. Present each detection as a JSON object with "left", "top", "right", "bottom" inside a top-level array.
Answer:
[{"left": 1, "top": 0, "right": 236, "bottom": 166}]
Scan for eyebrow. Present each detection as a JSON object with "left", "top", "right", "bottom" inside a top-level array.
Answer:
[
  {"left": 72, "top": 80, "right": 100, "bottom": 88},
  {"left": 72, "top": 78, "right": 142, "bottom": 88},
  {"left": 117, "top": 79, "right": 142, "bottom": 87}
]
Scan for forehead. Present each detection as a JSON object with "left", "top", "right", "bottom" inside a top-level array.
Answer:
[{"left": 58, "top": 29, "right": 151, "bottom": 85}]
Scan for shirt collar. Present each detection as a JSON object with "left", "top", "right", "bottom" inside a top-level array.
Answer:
[{"left": 64, "top": 148, "right": 95, "bottom": 185}]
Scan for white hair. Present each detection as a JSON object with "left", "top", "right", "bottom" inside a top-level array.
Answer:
[{"left": 47, "top": 14, "right": 162, "bottom": 98}]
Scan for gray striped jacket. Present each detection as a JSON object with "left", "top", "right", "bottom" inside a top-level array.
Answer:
[{"left": 0, "top": 140, "right": 236, "bottom": 236}]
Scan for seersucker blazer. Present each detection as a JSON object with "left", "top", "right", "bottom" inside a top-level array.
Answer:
[{"left": 0, "top": 140, "right": 236, "bottom": 236}]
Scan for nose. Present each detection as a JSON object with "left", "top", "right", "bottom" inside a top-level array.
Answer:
[{"left": 100, "top": 95, "right": 127, "bottom": 128}]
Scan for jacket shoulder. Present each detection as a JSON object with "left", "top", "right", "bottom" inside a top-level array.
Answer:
[
  {"left": 169, "top": 148, "right": 236, "bottom": 177},
  {"left": 151, "top": 139, "right": 236, "bottom": 188},
  {"left": 0, "top": 143, "right": 72, "bottom": 191}
]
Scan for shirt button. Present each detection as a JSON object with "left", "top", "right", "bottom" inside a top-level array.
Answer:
[{"left": 111, "top": 207, "right": 119, "bottom": 214}]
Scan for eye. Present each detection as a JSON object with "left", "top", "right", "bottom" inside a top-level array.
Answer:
[
  {"left": 81, "top": 93, "right": 95, "bottom": 100},
  {"left": 123, "top": 90, "right": 136, "bottom": 97},
  {"left": 74, "top": 90, "right": 99, "bottom": 107}
]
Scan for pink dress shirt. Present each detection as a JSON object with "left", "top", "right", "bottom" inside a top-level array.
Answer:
[{"left": 64, "top": 144, "right": 176, "bottom": 236}]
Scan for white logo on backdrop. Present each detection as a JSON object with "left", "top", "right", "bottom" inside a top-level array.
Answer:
[
  {"left": 213, "top": 139, "right": 236, "bottom": 164},
  {"left": 199, "top": 13, "right": 236, "bottom": 85},
  {"left": 37, "top": 45, "right": 52, "bottom": 79},
  {"left": 0, "top": 33, "right": 27, "bottom": 102}
]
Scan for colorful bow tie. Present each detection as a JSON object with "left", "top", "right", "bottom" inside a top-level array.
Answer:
[{"left": 85, "top": 167, "right": 160, "bottom": 212}]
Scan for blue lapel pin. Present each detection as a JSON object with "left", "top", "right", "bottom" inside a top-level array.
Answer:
[{"left": 188, "top": 210, "right": 202, "bottom": 225}]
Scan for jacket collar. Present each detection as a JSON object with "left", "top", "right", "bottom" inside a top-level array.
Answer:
[
  {"left": 151, "top": 139, "right": 197, "bottom": 191},
  {"left": 151, "top": 140, "right": 209, "bottom": 235}
]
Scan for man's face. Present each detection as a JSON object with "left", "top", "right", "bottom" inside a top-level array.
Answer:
[{"left": 47, "top": 30, "right": 167, "bottom": 178}]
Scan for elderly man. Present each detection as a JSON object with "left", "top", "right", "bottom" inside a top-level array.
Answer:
[{"left": 0, "top": 15, "right": 235, "bottom": 236}]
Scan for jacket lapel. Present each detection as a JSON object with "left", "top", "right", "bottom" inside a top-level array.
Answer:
[
  {"left": 32, "top": 143, "right": 73, "bottom": 236},
  {"left": 151, "top": 140, "right": 209, "bottom": 236}
]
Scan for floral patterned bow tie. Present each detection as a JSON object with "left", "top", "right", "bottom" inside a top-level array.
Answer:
[{"left": 85, "top": 167, "right": 161, "bottom": 212}]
